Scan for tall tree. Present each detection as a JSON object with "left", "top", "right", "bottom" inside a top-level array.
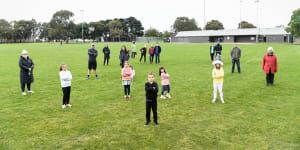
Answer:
[
  {"left": 172, "top": 17, "right": 200, "bottom": 33},
  {"left": 49, "top": 10, "right": 76, "bottom": 41},
  {"left": 38, "top": 23, "right": 49, "bottom": 40},
  {"left": 126, "top": 17, "right": 144, "bottom": 40},
  {"left": 107, "top": 20, "right": 123, "bottom": 41},
  {"left": 204, "top": 20, "right": 224, "bottom": 30},
  {"left": 89, "top": 22, "right": 105, "bottom": 41},
  {"left": 238, "top": 21, "right": 256, "bottom": 28},
  {"left": 0, "top": 19, "right": 12, "bottom": 42},
  {"left": 145, "top": 28, "right": 160, "bottom": 37},
  {"left": 12, "top": 20, "right": 36, "bottom": 42},
  {"left": 286, "top": 8, "right": 300, "bottom": 37}
]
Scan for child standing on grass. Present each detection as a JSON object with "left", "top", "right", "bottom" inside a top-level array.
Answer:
[
  {"left": 144, "top": 72, "right": 159, "bottom": 126},
  {"left": 122, "top": 61, "right": 132, "bottom": 99},
  {"left": 59, "top": 63, "right": 72, "bottom": 109},
  {"left": 159, "top": 67, "right": 171, "bottom": 99},
  {"left": 130, "top": 65, "right": 135, "bottom": 82},
  {"left": 212, "top": 60, "right": 225, "bottom": 104}
]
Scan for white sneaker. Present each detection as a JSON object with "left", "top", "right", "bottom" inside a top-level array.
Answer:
[
  {"left": 221, "top": 100, "right": 225, "bottom": 104},
  {"left": 62, "top": 105, "right": 66, "bottom": 109},
  {"left": 28, "top": 90, "right": 34, "bottom": 93},
  {"left": 212, "top": 99, "right": 216, "bottom": 103},
  {"left": 66, "top": 104, "right": 72, "bottom": 107},
  {"left": 160, "top": 95, "right": 166, "bottom": 99},
  {"left": 22, "top": 92, "right": 26, "bottom": 96},
  {"left": 166, "top": 93, "right": 171, "bottom": 99}
]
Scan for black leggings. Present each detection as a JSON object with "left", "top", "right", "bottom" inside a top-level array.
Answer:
[
  {"left": 124, "top": 85, "right": 131, "bottom": 96},
  {"left": 21, "top": 83, "right": 31, "bottom": 92},
  {"left": 210, "top": 54, "right": 214, "bottom": 61},
  {"left": 140, "top": 53, "right": 146, "bottom": 63},
  {"left": 104, "top": 55, "right": 109, "bottom": 65},
  {"left": 266, "top": 69, "right": 275, "bottom": 84},
  {"left": 62, "top": 86, "right": 71, "bottom": 105}
]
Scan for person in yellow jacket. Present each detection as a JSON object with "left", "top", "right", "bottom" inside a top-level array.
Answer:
[{"left": 212, "top": 60, "right": 225, "bottom": 104}]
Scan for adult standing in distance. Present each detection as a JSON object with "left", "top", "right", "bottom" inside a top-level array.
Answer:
[
  {"left": 139, "top": 44, "right": 147, "bottom": 64},
  {"left": 19, "top": 50, "right": 35, "bottom": 96},
  {"left": 214, "top": 41, "right": 222, "bottom": 60},
  {"left": 103, "top": 43, "right": 110, "bottom": 66},
  {"left": 209, "top": 43, "right": 215, "bottom": 62},
  {"left": 230, "top": 44, "right": 242, "bottom": 73},
  {"left": 131, "top": 41, "right": 137, "bottom": 59},
  {"left": 262, "top": 47, "right": 278, "bottom": 86},
  {"left": 119, "top": 45, "right": 130, "bottom": 68},
  {"left": 87, "top": 43, "right": 99, "bottom": 79},
  {"left": 154, "top": 42, "right": 162, "bottom": 64}
]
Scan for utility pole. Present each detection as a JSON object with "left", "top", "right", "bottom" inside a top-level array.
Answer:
[
  {"left": 80, "top": 10, "right": 84, "bottom": 43},
  {"left": 239, "top": 0, "right": 243, "bottom": 28},
  {"left": 203, "top": 0, "right": 206, "bottom": 29},
  {"left": 255, "top": 0, "right": 260, "bottom": 43}
]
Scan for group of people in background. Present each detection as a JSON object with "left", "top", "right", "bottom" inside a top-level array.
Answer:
[{"left": 18, "top": 41, "right": 278, "bottom": 126}]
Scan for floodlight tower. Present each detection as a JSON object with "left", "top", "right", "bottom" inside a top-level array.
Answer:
[
  {"left": 203, "top": 0, "right": 206, "bottom": 28},
  {"left": 80, "top": 10, "right": 84, "bottom": 43},
  {"left": 255, "top": 0, "right": 260, "bottom": 43},
  {"left": 239, "top": 0, "right": 243, "bottom": 28}
]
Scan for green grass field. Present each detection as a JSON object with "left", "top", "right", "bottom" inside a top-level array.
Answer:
[{"left": 0, "top": 42, "right": 299, "bottom": 149}]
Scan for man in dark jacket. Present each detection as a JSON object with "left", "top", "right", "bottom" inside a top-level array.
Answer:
[
  {"left": 103, "top": 43, "right": 110, "bottom": 66},
  {"left": 144, "top": 72, "right": 159, "bottom": 126},
  {"left": 231, "top": 44, "right": 242, "bottom": 73},
  {"left": 214, "top": 41, "right": 222, "bottom": 58},
  {"left": 119, "top": 45, "right": 130, "bottom": 68},
  {"left": 154, "top": 42, "right": 161, "bottom": 64},
  {"left": 139, "top": 45, "right": 147, "bottom": 64},
  {"left": 87, "top": 43, "right": 99, "bottom": 79},
  {"left": 19, "top": 50, "right": 34, "bottom": 95},
  {"left": 209, "top": 43, "right": 215, "bottom": 62}
]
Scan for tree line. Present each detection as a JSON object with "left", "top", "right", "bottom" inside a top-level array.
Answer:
[{"left": 0, "top": 10, "right": 144, "bottom": 43}]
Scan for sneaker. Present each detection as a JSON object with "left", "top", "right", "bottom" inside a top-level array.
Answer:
[
  {"left": 22, "top": 92, "right": 26, "bottom": 96},
  {"left": 124, "top": 96, "right": 127, "bottom": 99},
  {"left": 127, "top": 96, "right": 131, "bottom": 99},
  {"left": 166, "top": 93, "right": 171, "bottom": 99},
  {"left": 266, "top": 83, "right": 269, "bottom": 86},
  {"left": 160, "top": 95, "right": 166, "bottom": 99},
  {"left": 66, "top": 104, "right": 72, "bottom": 107},
  {"left": 271, "top": 83, "right": 275, "bottom": 86},
  {"left": 96, "top": 75, "right": 99, "bottom": 79},
  {"left": 212, "top": 99, "right": 216, "bottom": 103},
  {"left": 62, "top": 105, "right": 66, "bottom": 109},
  {"left": 221, "top": 100, "right": 225, "bottom": 104},
  {"left": 144, "top": 121, "right": 150, "bottom": 127},
  {"left": 154, "top": 122, "right": 159, "bottom": 126},
  {"left": 87, "top": 76, "right": 90, "bottom": 80},
  {"left": 28, "top": 90, "right": 34, "bottom": 93}
]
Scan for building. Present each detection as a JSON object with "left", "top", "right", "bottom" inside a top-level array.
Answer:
[{"left": 172, "top": 27, "right": 291, "bottom": 43}]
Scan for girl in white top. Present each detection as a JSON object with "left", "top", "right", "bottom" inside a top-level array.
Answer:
[{"left": 59, "top": 63, "right": 72, "bottom": 109}]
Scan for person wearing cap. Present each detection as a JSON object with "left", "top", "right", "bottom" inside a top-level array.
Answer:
[
  {"left": 230, "top": 44, "right": 241, "bottom": 73},
  {"left": 214, "top": 41, "right": 222, "bottom": 60},
  {"left": 131, "top": 41, "right": 137, "bottom": 59},
  {"left": 87, "top": 43, "right": 99, "bottom": 79},
  {"left": 212, "top": 60, "right": 225, "bottom": 104},
  {"left": 102, "top": 43, "right": 110, "bottom": 66},
  {"left": 262, "top": 47, "right": 278, "bottom": 86},
  {"left": 19, "top": 50, "right": 34, "bottom": 95}
]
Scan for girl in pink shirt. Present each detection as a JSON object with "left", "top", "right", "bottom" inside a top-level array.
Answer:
[
  {"left": 159, "top": 67, "right": 171, "bottom": 99},
  {"left": 122, "top": 61, "right": 132, "bottom": 99}
]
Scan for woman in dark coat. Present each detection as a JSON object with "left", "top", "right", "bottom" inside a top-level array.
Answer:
[
  {"left": 19, "top": 50, "right": 34, "bottom": 95},
  {"left": 119, "top": 45, "right": 130, "bottom": 68},
  {"left": 262, "top": 47, "right": 278, "bottom": 86}
]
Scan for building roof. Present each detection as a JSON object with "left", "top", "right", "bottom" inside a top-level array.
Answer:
[{"left": 175, "top": 28, "right": 289, "bottom": 37}]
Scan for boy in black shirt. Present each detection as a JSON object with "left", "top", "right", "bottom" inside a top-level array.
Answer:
[{"left": 144, "top": 72, "right": 159, "bottom": 126}]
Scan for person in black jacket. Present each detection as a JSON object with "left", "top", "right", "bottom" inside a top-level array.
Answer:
[
  {"left": 119, "top": 45, "right": 130, "bottom": 68},
  {"left": 19, "top": 50, "right": 34, "bottom": 95},
  {"left": 154, "top": 42, "right": 162, "bottom": 64},
  {"left": 214, "top": 41, "right": 222, "bottom": 59},
  {"left": 139, "top": 45, "right": 147, "bottom": 64},
  {"left": 144, "top": 72, "right": 159, "bottom": 126},
  {"left": 87, "top": 43, "right": 99, "bottom": 79},
  {"left": 103, "top": 43, "right": 110, "bottom": 66},
  {"left": 209, "top": 43, "right": 215, "bottom": 62}
]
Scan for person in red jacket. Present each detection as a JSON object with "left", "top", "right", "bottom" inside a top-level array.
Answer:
[
  {"left": 149, "top": 45, "right": 154, "bottom": 64},
  {"left": 262, "top": 47, "right": 278, "bottom": 86}
]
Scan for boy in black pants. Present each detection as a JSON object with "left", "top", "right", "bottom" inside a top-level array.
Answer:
[{"left": 144, "top": 72, "right": 159, "bottom": 126}]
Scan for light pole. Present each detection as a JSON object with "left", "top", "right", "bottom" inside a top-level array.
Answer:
[
  {"left": 239, "top": 0, "right": 243, "bottom": 28},
  {"left": 80, "top": 10, "right": 84, "bottom": 43},
  {"left": 203, "top": 0, "right": 206, "bottom": 28},
  {"left": 255, "top": 0, "right": 259, "bottom": 43}
]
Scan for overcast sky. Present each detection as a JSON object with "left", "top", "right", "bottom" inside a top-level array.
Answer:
[{"left": 0, "top": 0, "right": 299, "bottom": 31}]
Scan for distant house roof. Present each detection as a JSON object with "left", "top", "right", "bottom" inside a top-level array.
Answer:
[{"left": 175, "top": 28, "right": 289, "bottom": 37}]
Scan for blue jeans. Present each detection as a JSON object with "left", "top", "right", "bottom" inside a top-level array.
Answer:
[
  {"left": 155, "top": 54, "right": 160, "bottom": 64},
  {"left": 149, "top": 55, "right": 154, "bottom": 63},
  {"left": 232, "top": 59, "right": 241, "bottom": 73}
]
